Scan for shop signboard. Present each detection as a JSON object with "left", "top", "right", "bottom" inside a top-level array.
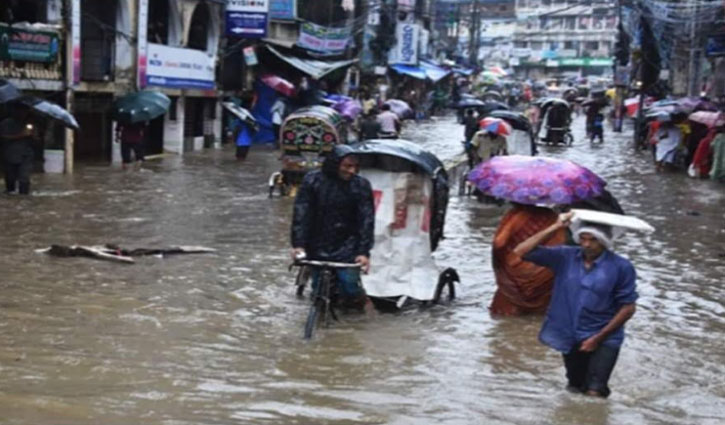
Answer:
[
  {"left": 0, "top": 25, "right": 60, "bottom": 63},
  {"left": 392, "top": 23, "right": 419, "bottom": 65},
  {"left": 269, "top": 0, "right": 295, "bottom": 20},
  {"left": 512, "top": 47, "right": 531, "bottom": 57},
  {"left": 146, "top": 43, "right": 215, "bottom": 90},
  {"left": 243, "top": 46, "right": 258, "bottom": 65},
  {"left": 71, "top": 0, "right": 81, "bottom": 84},
  {"left": 298, "top": 22, "right": 351, "bottom": 55},
  {"left": 705, "top": 33, "right": 725, "bottom": 57},
  {"left": 226, "top": 0, "right": 269, "bottom": 38},
  {"left": 137, "top": 0, "right": 149, "bottom": 88},
  {"left": 418, "top": 29, "right": 429, "bottom": 56},
  {"left": 558, "top": 58, "right": 613, "bottom": 67}
]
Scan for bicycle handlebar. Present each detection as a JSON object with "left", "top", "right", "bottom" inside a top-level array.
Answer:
[{"left": 293, "top": 260, "right": 361, "bottom": 269}]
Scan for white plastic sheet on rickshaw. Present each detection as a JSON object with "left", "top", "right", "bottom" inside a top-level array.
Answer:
[{"left": 359, "top": 169, "right": 440, "bottom": 301}]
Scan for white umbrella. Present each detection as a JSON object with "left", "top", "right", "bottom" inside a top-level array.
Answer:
[{"left": 222, "top": 102, "right": 256, "bottom": 125}]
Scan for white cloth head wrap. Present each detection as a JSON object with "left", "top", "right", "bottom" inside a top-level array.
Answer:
[{"left": 572, "top": 222, "right": 614, "bottom": 251}]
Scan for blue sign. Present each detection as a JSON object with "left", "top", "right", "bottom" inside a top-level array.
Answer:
[
  {"left": 705, "top": 33, "right": 725, "bottom": 57},
  {"left": 226, "top": 11, "right": 268, "bottom": 38},
  {"left": 269, "top": 0, "right": 295, "bottom": 20}
]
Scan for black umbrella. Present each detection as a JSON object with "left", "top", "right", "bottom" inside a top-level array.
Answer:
[
  {"left": 487, "top": 110, "right": 532, "bottom": 132},
  {"left": 482, "top": 91, "right": 503, "bottom": 101},
  {"left": 476, "top": 101, "right": 510, "bottom": 117},
  {"left": 0, "top": 79, "right": 21, "bottom": 103},
  {"left": 19, "top": 97, "right": 79, "bottom": 130},
  {"left": 453, "top": 98, "right": 486, "bottom": 109}
]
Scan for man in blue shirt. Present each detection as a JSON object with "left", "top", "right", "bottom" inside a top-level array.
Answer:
[{"left": 513, "top": 211, "right": 637, "bottom": 397}]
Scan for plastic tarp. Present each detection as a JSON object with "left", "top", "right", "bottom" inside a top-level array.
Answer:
[
  {"left": 266, "top": 45, "right": 357, "bottom": 80},
  {"left": 251, "top": 81, "right": 277, "bottom": 144},
  {"left": 453, "top": 67, "right": 474, "bottom": 76},
  {"left": 360, "top": 169, "right": 440, "bottom": 300},
  {"left": 390, "top": 64, "right": 427, "bottom": 80},
  {"left": 420, "top": 61, "right": 450, "bottom": 83}
]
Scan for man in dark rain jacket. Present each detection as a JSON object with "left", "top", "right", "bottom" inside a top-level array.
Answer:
[
  {"left": 291, "top": 145, "right": 375, "bottom": 306},
  {"left": 1, "top": 107, "right": 36, "bottom": 195}
]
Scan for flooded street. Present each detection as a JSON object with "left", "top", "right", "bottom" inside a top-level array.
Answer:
[{"left": 1, "top": 115, "right": 724, "bottom": 425}]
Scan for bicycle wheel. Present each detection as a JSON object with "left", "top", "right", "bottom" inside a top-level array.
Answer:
[{"left": 303, "top": 272, "right": 330, "bottom": 339}]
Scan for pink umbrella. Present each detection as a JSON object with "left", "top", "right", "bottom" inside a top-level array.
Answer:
[
  {"left": 260, "top": 75, "right": 296, "bottom": 97},
  {"left": 478, "top": 117, "right": 512, "bottom": 136},
  {"left": 689, "top": 111, "right": 724, "bottom": 128},
  {"left": 468, "top": 155, "right": 606, "bottom": 205}
]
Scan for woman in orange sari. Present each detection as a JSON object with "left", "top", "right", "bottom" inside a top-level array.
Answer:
[{"left": 490, "top": 204, "right": 566, "bottom": 315}]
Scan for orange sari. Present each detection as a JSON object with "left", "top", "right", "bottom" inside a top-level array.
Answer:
[{"left": 490, "top": 205, "right": 566, "bottom": 315}]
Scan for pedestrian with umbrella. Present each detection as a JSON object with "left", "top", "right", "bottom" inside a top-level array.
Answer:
[
  {"left": 112, "top": 91, "right": 170, "bottom": 170},
  {"left": 467, "top": 155, "right": 609, "bottom": 314},
  {"left": 470, "top": 118, "right": 511, "bottom": 164}
]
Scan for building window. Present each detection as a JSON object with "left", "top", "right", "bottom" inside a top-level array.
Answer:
[
  {"left": 148, "top": 0, "right": 170, "bottom": 44},
  {"left": 565, "top": 17, "right": 576, "bottom": 30},
  {"left": 530, "top": 41, "right": 543, "bottom": 50},
  {"left": 585, "top": 41, "right": 599, "bottom": 51},
  {"left": 564, "top": 41, "right": 575, "bottom": 49},
  {"left": 1, "top": 0, "right": 47, "bottom": 23},
  {"left": 187, "top": 3, "right": 211, "bottom": 51}
]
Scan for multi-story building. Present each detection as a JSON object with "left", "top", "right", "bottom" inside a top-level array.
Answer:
[
  {"left": 1, "top": 0, "right": 225, "bottom": 172},
  {"left": 512, "top": 0, "right": 617, "bottom": 79},
  {"left": 476, "top": 0, "right": 516, "bottom": 66}
]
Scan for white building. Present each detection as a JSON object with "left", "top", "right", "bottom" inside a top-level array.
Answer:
[{"left": 512, "top": 0, "right": 617, "bottom": 78}]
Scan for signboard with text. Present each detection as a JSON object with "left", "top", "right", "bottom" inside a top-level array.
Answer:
[
  {"left": 146, "top": 43, "right": 216, "bottom": 90},
  {"left": 298, "top": 22, "right": 351, "bottom": 55},
  {"left": 137, "top": 0, "right": 149, "bottom": 88},
  {"left": 226, "top": 0, "right": 269, "bottom": 38},
  {"left": 705, "top": 33, "right": 725, "bottom": 57},
  {"left": 0, "top": 25, "right": 60, "bottom": 63},
  {"left": 269, "top": 0, "right": 295, "bottom": 20},
  {"left": 391, "top": 23, "right": 419, "bottom": 65}
]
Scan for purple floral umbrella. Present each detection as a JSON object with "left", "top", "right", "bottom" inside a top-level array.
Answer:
[{"left": 468, "top": 155, "right": 606, "bottom": 205}]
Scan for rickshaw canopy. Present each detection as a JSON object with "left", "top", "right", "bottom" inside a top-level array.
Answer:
[
  {"left": 280, "top": 105, "right": 346, "bottom": 155},
  {"left": 487, "top": 110, "right": 533, "bottom": 133},
  {"left": 348, "top": 139, "right": 449, "bottom": 252}
]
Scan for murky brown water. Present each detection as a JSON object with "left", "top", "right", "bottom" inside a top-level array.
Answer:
[{"left": 1, "top": 115, "right": 724, "bottom": 425}]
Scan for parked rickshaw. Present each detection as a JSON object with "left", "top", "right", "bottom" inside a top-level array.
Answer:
[
  {"left": 274, "top": 106, "right": 348, "bottom": 196},
  {"left": 349, "top": 139, "right": 459, "bottom": 309},
  {"left": 537, "top": 98, "right": 573, "bottom": 146},
  {"left": 487, "top": 110, "right": 536, "bottom": 156}
]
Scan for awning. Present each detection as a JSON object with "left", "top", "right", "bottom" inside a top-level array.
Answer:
[
  {"left": 390, "top": 64, "right": 427, "bottom": 80},
  {"left": 453, "top": 67, "right": 474, "bottom": 76},
  {"left": 420, "top": 60, "right": 450, "bottom": 83},
  {"left": 266, "top": 45, "right": 358, "bottom": 80}
]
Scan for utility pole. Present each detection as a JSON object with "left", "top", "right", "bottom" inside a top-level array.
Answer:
[
  {"left": 613, "top": 0, "right": 624, "bottom": 132},
  {"left": 468, "top": 0, "right": 479, "bottom": 65},
  {"left": 687, "top": 0, "right": 700, "bottom": 96},
  {"left": 64, "top": 0, "right": 78, "bottom": 174}
]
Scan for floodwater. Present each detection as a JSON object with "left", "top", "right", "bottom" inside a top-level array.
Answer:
[{"left": 1, "top": 115, "right": 724, "bottom": 425}]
